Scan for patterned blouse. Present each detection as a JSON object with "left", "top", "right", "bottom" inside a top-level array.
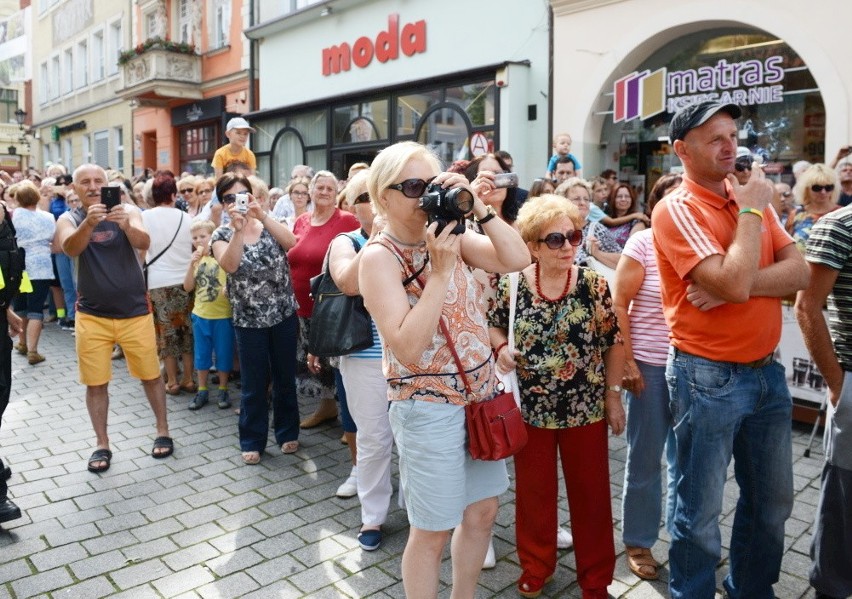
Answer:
[
  {"left": 373, "top": 234, "right": 495, "bottom": 406},
  {"left": 574, "top": 220, "right": 622, "bottom": 266},
  {"left": 606, "top": 219, "right": 641, "bottom": 250},
  {"left": 788, "top": 207, "right": 839, "bottom": 253},
  {"left": 211, "top": 224, "right": 297, "bottom": 328},
  {"left": 488, "top": 267, "right": 622, "bottom": 429}
]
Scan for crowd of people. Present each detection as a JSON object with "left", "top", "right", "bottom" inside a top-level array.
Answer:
[{"left": 0, "top": 104, "right": 849, "bottom": 599}]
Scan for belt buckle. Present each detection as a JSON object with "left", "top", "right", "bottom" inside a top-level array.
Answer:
[{"left": 744, "top": 353, "right": 772, "bottom": 368}]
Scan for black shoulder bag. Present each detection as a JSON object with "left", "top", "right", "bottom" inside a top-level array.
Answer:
[
  {"left": 143, "top": 212, "right": 184, "bottom": 286},
  {"left": 307, "top": 233, "right": 373, "bottom": 358}
]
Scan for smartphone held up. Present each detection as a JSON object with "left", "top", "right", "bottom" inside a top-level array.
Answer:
[{"left": 100, "top": 186, "right": 121, "bottom": 210}]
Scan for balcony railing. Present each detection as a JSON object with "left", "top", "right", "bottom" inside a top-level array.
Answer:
[{"left": 116, "top": 46, "right": 203, "bottom": 101}]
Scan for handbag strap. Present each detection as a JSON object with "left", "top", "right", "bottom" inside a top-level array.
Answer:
[
  {"left": 507, "top": 272, "right": 518, "bottom": 353},
  {"left": 145, "top": 212, "right": 184, "bottom": 270}
]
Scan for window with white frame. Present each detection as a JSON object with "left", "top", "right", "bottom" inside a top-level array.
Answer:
[
  {"left": 93, "top": 130, "right": 109, "bottom": 168},
  {"left": 62, "top": 49, "right": 73, "bottom": 95},
  {"left": 210, "top": 0, "right": 231, "bottom": 49},
  {"left": 92, "top": 30, "right": 105, "bottom": 82},
  {"left": 39, "top": 0, "right": 60, "bottom": 14},
  {"left": 114, "top": 127, "right": 124, "bottom": 171},
  {"left": 178, "top": 0, "right": 192, "bottom": 44},
  {"left": 49, "top": 55, "right": 60, "bottom": 100},
  {"left": 39, "top": 62, "right": 48, "bottom": 105},
  {"left": 107, "top": 20, "right": 122, "bottom": 76},
  {"left": 81, "top": 135, "right": 91, "bottom": 164},
  {"left": 77, "top": 40, "right": 88, "bottom": 88},
  {"left": 63, "top": 138, "right": 73, "bottom": 171}
]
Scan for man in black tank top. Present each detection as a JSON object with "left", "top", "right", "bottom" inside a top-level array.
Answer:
[{"left": 55, "top": 165, "right": 173, "bottom": 474}]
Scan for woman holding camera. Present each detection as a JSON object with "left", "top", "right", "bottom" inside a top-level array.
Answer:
[
  {"left": 359, "top": 141, "right": 529, "bottom": 597},
  {"left": 288, "top": 171, "right": 359, "bottom": 429},
  {"left": 211, "top": 173, "right": 300, "bottom": 463}
]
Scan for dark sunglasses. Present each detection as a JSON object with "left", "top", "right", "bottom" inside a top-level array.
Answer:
[
  {"left": 221, "top": 193, "right": 237, "bottom": 204},
  {"left": 353, "top": 192, "right": 371, "bottom": 205},
  {"left": 387, "top": 176, "right": 437, "bottom": 199},
  {"left": 180, "top": 188, "right": 194, "bottom": 194},
  {"left": 811, "top": 184, "right": 835, "bottom": 193},
  {"left": 539, "top": 230, "right": 583, "bottom": 249},
  {"left": 734, "top": 162, "right": 752, "bottom": 173}
]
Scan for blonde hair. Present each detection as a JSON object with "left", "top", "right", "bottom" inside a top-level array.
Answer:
[
  {"left": 286, "top": 177, "right": 310, "bottom": 194},
  {"left": 794, "top": 163, "right": 839, "bottom": 206},
  {"left": 248, "top": 175, "right": 269, "bottom": 202},
  {"left": 554, "top": 176, "right": 592, "bottom": 199},
  {"left": 190, "top": 219, "right": 215, "bottom": 234},
  {"left": 344, "top": 169, "right": 371, "bottom": 207},
  {"left": 515, "top": 194, "right": 582, "bottom": 244},
  {"left": 368, "top": 141, "right": 442, "bottom": 217},
  {"left": 178, "top": 175, "right": 198, "bottom": 192}
]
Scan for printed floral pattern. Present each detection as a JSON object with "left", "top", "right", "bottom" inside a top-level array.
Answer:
[{"left": 489, "top": 267, "right": 621, "bottom": 428}]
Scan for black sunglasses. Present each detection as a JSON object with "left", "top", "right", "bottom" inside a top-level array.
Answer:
[
  {"left": 388, "top": 176, "right": 437, "bottom": 199},
  {"left": 539, "top": 230, "right": 583, "bottom": 249},
  {"left": 734, "top": 162, "right": 752, "bottom": 173},
  {"left": 353, "top": 192, "right": 371, "bottom": 205},
  {"left": 811, "top": 184, "right": 835, "bottom": 193},
  {"left": 221, "top": 193, "right": 237, "bottom": 204}
]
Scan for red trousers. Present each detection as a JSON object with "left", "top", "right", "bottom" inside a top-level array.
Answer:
[{"left": 514, "top": 419, "right": 615, "bottom": 597}]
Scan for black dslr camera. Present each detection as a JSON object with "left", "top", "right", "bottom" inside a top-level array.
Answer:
[{"left": 418, "top": 183, "right": 473, "bottom": 235}]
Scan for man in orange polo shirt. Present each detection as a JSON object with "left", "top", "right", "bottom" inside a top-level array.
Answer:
[{"left": 652, "top": 101, "right": 810, "bottom": 599}]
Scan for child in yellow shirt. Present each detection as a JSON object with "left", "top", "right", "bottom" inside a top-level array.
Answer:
[{"left": 212, "top": 117, "right": 257, "bottom": 178}]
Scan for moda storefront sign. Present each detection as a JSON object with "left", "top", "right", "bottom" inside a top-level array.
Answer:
[
  {"left": 614, "top": 56, "right": 785, "bottom": 123},
  {"left": 321, "top": 14, "right": 427, "bottom": 76}
]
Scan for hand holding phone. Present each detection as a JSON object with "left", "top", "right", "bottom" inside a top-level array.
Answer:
[
  {"left": 101, "top": 186, "right": 121, "bottom": 210},
  {"left": 493, "top": 172, "right": 519, "bottom": 189}
]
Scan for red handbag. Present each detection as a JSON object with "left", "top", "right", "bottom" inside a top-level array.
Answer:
[{"left": 438, "top": 319, "right": 528, "bottom": 461}]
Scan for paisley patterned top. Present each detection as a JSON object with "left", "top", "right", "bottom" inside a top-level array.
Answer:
[
  {"left": 489, "top": 267, "right": 621, "bottom": 428},
  {"left": 211, "top": 225, "right": 297, "bottom": 328},
  {"left": 373, "top": 234, "right": 495, "bottom": 406}
]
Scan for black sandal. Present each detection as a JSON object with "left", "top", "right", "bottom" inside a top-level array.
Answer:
[
  {"left": 151, "top": 436, "right": 174, "bottom": 459},
  {"left": 87, "top": 449, "right": 112, "bottom": 473}
]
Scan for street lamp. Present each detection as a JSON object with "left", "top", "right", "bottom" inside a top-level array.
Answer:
[{"left": 14, "top": 108, "right": 26, "bottom": 129}]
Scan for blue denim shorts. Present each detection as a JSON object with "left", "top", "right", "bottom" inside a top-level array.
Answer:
[{"left": 389, "top": 398, "right": 509, "bottom": 531}]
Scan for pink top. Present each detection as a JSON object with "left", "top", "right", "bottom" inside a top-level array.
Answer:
[{"left": 621, "top": 229, "right": 670, "bottom": 366}]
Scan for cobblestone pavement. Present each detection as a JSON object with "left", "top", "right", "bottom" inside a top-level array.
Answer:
[{"left": 0, "top": 323, "right": 823, "bottom": 598}]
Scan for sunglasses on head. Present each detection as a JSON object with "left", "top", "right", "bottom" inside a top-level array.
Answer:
[
  {"left": 811, "top": 184, "right": 835, "bottom": 193},
  {"left": 387, "top": 176, "right": 437, "bottom": 199},
  {"left": 734, "top": 162, "right": 752, "bottom": 173},
  {"left": 539, "top": 230, "right": 583, "bottom": 249},
  {"left": 353, "top": 192, "right": 370, "bottom": 205}
]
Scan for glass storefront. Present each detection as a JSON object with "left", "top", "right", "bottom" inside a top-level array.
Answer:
[
  {"left": 603, "top": 28, "right": 824, "bottom": 193},
  {"left": 253, "top": 75, "right": 498, "bottom": 187}
]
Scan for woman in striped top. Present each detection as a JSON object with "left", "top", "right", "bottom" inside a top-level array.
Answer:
[{"left": 612, "top": 173, "right": 680, "bottom": 581}]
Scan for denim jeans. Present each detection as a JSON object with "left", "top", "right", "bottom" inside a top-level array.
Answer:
[
  {"left": 622, "top": 361, "right": 676, "bottom": 548},
  {"left": 54, "top": 252, "right": 76, "bottom": 319},
  {"left": 234, "top": 314, "right": 299, "bottom": 452},
  {"left": 666, "top": 348, "right": 793, "bottom": 599}
]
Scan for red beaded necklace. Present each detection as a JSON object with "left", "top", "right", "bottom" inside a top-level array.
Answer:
[{"left": 535, "top": 261, "right": 572, "bottom": 302}]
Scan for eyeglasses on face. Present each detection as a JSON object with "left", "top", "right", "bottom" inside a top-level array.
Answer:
[
  {"left": 539, "top": 230, "right": 583, "bottom": 249},
  {"left": 734, "top": 162, "right": 752, "bottom": 173},
  {"left": 811, "top": 184, "right": 835, "bottom": 193},
  {"left": 290, "top": 190, "right": 309, "bottom": 197},
  {"left": 221, "top": 193, "right": 237, "bottom": 204},
  {"left": 387, "top": 176, "right": 437, "bottom": 199},
  {"left": 196, "top": 188, "right": 212, "bottom": 194},
  {"left": 353, "top": 192, "right": 371, "bottom": 205},
  {"left": 180, "top": 188, "right": 194, "bottom": 194}
]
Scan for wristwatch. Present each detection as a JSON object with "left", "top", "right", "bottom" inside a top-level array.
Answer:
[
  {"left": 475, "top": 205, "right": 498, "bottom": 225},
  {"left": 606, "top": 384, "right": 623, "bottom": 394}
]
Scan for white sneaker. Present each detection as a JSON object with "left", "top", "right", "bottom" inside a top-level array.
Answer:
[
  {"left": 556, "top": 526, "right": 573, "bottom": 549},
  {"left": 482, "top": 538, "right": 496, "bottom": 569},
  {"left": 336, "top": 467, "right": 358, "bottom": 498}
]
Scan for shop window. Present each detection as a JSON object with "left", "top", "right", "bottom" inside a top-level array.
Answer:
[
  {"left": 271, "top": 129, "right": 306, "bottom": 187},
  {"left": 333, "top": 99, "right": 388, "bottom": 144},
  {"left": 604, "top": 28, "right": 825, "bottom": 184},
  {"left": 180, "top": 124, "right": 217, "bottom": 175},
  {"left": 397, "top": 90, "right": 441, "bottom": 137},
  {"left": 416, "top": 105, "right": 472, "bottom": 165},
  {"left": 446, "top": 82, "right": 496, "bottom": 127}
]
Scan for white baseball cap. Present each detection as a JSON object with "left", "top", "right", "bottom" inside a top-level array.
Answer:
[{"left": 226, "top": 117, "right": 256, "bottom": 133}]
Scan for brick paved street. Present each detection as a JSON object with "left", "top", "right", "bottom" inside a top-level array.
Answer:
[{"left": 0, "top": 323, "right": 823, "bottom": 598}]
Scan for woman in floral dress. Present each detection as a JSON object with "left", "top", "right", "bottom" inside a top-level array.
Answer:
[{"left": 488, "top": 194, "right": 625, "bottom": 599}]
